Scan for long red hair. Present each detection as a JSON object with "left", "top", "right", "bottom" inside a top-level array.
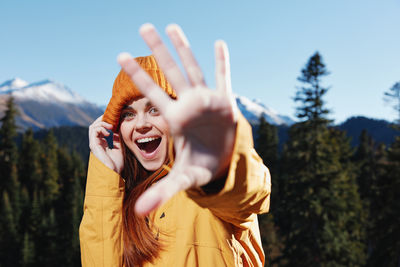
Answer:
[{"left": 120, "top": 134, "right": 173, "bottom": 266}]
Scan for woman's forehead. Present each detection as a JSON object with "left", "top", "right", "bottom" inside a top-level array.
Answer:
[{"left": 124, "top": 96, "right": 152, "bottom": 109}]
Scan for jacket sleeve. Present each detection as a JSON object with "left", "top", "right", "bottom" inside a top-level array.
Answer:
[
  {"left": 79, "top": 153, "right": 125, "bottom": 267},
  {"left": 186, "top": 111, "right": 271, "bottom": 229}
]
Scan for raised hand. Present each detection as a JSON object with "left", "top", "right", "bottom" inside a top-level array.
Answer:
[
  {"left": 89, "top": 115, "right": 124, "bottom": 174},
  {"left": 117, "top": 23, "right": 238, "bottom": 215}
]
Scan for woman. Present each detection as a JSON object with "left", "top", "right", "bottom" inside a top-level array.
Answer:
[{"left": 80, "top": 23, "right": 271, "bottom": 267}]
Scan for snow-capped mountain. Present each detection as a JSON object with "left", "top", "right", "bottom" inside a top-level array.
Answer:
[
  {"left": 0, "top": 78, "right": 103, "bottom": 130},
  {"left": 0, "top": 77, "right": 29, "bottom": 93},
  {"left": 0, "top": 77, "right": 293, "bottom": 131},
  {"left": 235, "top": 94, "right": 294, "bottom": 125},
  {"left": 11, "top": 79, "right": 86, "bottom": 104}
]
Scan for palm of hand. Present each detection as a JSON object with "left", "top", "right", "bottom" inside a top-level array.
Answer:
[
  {"left": 167, "top": 88, "right": 236, "bottom": 187},
  {"left": 118, "top": 24, "right": 237, "bottom": 215}
]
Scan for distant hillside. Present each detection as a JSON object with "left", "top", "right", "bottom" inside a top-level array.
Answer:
[
  {"left": 253, "top": 116, "right": 398, "bottom": 151},
  {"left": 338, "top": 116, "right": 398, "bottom": 147},
  {"left": 35, "top": 126, "right": 90, "bottom": 161},
  {"left": 13, "top": 115, "right": 396, "bottom": 165},
  {"left": 0, "top": 78, "right": 104, "bottom": 131},
  {"left": 15, "top": 126, "right": 90, "bottom": 163}
]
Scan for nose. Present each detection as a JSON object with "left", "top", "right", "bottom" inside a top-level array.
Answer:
[{"left": 135, "top": 113, "right": 151, "bottom": 133}]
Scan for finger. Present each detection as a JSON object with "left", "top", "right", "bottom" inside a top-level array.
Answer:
[
  {"left": 113, "top": 133, "right": 120, "bottom": 142},
  {"left": 89, "top": 128, "right": 110, "bottom": 149},
  {"left": 135, "top": 170, "right": 194, "bottom": 215},
  {"left": 90, "top": 115, "right": 104, "bottom": 129},
  {"left": 166, "top": 24, "right": 206, "bottom": 87},
  {"left": 90, "top": 116, "right": 112, "bottom": 132},
  {"left": 90, "top": 138, "right": 108, "bottom": 154},
  {"left": 89, "top": 124, "right": 112, "bottom": 149},
  {"left": 94, "top": 115, "right": 103, "bottom": 123},
  {"left": 215, "top": 40, "right": 232, "bottom": 94},
  {"left": 89, "top": 125, "right": 109, "bottom": 138},
  {"left": 215, "top": 40, "right": 238, "bottom": 121},
  {"left": 139, "top": 23, "right": 188, "bottom": 95},
  {"left": 112, "top": 141, "right": 121, "bottom": 150},
  {"left": 92, "top": 121, "right": 113, "bottom": 130},
  {"left": 99, "top": 138, "right": 109, "bottom": 148},
  {"left": 94, "top": 127, "right": 111, "bottom": 139},
  {"left": 117, "top": 52, "right": 173, "bottom": 115}
]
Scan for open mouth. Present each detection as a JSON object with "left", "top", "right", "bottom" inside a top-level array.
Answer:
[{"left": 136, "top": 137, "right": 162, "bottom": 154}]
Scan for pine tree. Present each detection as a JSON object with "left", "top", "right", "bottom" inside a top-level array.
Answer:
[
  {"left": 353, "top": 130, "right": 376, "bottom": 202},
  {"left": 279, "top": 52, "right": 366, "bottom": 266},
  {"left": 28, "top": 189, "right": 51, "bottom": 266},
  {"left": 70, "top": 151, "right": 85, "bottom": 264},
  {"left": 39, "top": 208, "right": 58, "bottom": 266},
  {"left": 256, "top": 115, "right": 279, "bottom": 176},
  {"left": 0, "top": 96, "right": 22, "bottom": 265},
  {"left": 0, "top": 192, "right": 20, "bottom": 265},
  {"left": 21, "top": 232, "right": 35, "bottom": 267},
  {"left": 368, "top": 137, "right": 400, "bottom": 266},
  {"left": 352, "top": 130, "right": 381, "bottom": 261},
  {"left": 39, "top": 130, "right": 60, "bottom": 205},
  {"left": 295, "top": 51, "right": 331, "bottom": 127},
  {"left": 53, "top": 147, "right": 85, "bottom": 266},
  {"left": 19, "top": 128, "right": 42, "bottom": 198},
  {"left": 255, "top": 115, "right": 283, "bottom": 266},
  {"left": 19, "top": 186, "right": 32, "bottom": 242},
  {"left": 0, "top": 96, "right": 21, "bottom": 211},
  {"left": 26, "top": 131, "right": 61, "bottom": 266},
  {"left": 384, "top": 81, "right": 400, "bottom": 126}
]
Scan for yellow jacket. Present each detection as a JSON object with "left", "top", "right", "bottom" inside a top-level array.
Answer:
[{"left": 79, "top": 113, "right": 271, "bottom": 266}]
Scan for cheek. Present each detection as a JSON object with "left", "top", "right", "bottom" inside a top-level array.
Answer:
[
  {"left": 157, "top": 118, "right": 169, "bottom": 135},
  {"left": 119, "top": 122, "right": 132, "bottom": 142}
]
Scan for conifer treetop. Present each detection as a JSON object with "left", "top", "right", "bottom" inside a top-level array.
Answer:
[{"left": 295, "top": 52, "right": 331, "bottom": 125}]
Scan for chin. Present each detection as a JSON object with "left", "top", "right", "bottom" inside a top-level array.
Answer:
[{"left": 140, "top": 161, "right": 165, "bottom": 172}]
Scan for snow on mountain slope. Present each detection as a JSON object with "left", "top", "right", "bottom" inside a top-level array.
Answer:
[
  {"left": 235, "top": 94, "right": 294, "bottom": 125},
  {"left": 0, "top": 78, "right": 29, "bottom": 93},
  {"left": 1, "top": 78, "right": 87, "bottom": 104}
]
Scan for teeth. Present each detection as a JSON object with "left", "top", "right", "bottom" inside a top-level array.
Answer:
[{"left": 137, "top": 137, "right": 159, "bottom": 144}]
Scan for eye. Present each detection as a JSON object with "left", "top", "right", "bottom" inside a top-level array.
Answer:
[
  {"left": 149, "top": 106, "right": 159, "bottom": 115},
  {"left": 121, "top": 110, "right": 135, "bottom": 120}
]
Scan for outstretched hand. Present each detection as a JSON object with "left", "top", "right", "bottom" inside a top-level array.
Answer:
[{"left": 118, "top": 23, "right": 238, "bottom": 216}]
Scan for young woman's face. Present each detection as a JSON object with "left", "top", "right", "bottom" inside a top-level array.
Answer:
[{"left": 120, "top": 97, "right": 169, "bottom": 171}]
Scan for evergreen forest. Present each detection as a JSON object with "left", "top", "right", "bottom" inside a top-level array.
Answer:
[{"left": 0, "top": 52, "right": 399, "bottom": 266}]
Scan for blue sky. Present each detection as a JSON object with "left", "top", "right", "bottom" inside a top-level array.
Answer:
[{"left": 1, "top": 0, "right": 399, "bottom": 124}]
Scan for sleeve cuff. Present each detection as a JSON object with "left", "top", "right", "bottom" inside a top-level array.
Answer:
[{"left": 85, "top": 152, "right": 125, "bottom": 197}]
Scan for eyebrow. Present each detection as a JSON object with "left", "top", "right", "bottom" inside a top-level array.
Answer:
[{"left": 122, "top": 100, "right": 153, "bottom": 111}]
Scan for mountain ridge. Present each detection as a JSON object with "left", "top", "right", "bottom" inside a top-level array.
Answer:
[
  {"left": 0, "top": 78, "right": 295, "bottom": 131},
  {"left": 2, "top": 78, "right": 396, "bottom": 161},
  {"left": 1, "top": 77, "right": 397, "bottom": 146},
  {"left": 0, "top": 78, "right": 103, "bottom": 131}
]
